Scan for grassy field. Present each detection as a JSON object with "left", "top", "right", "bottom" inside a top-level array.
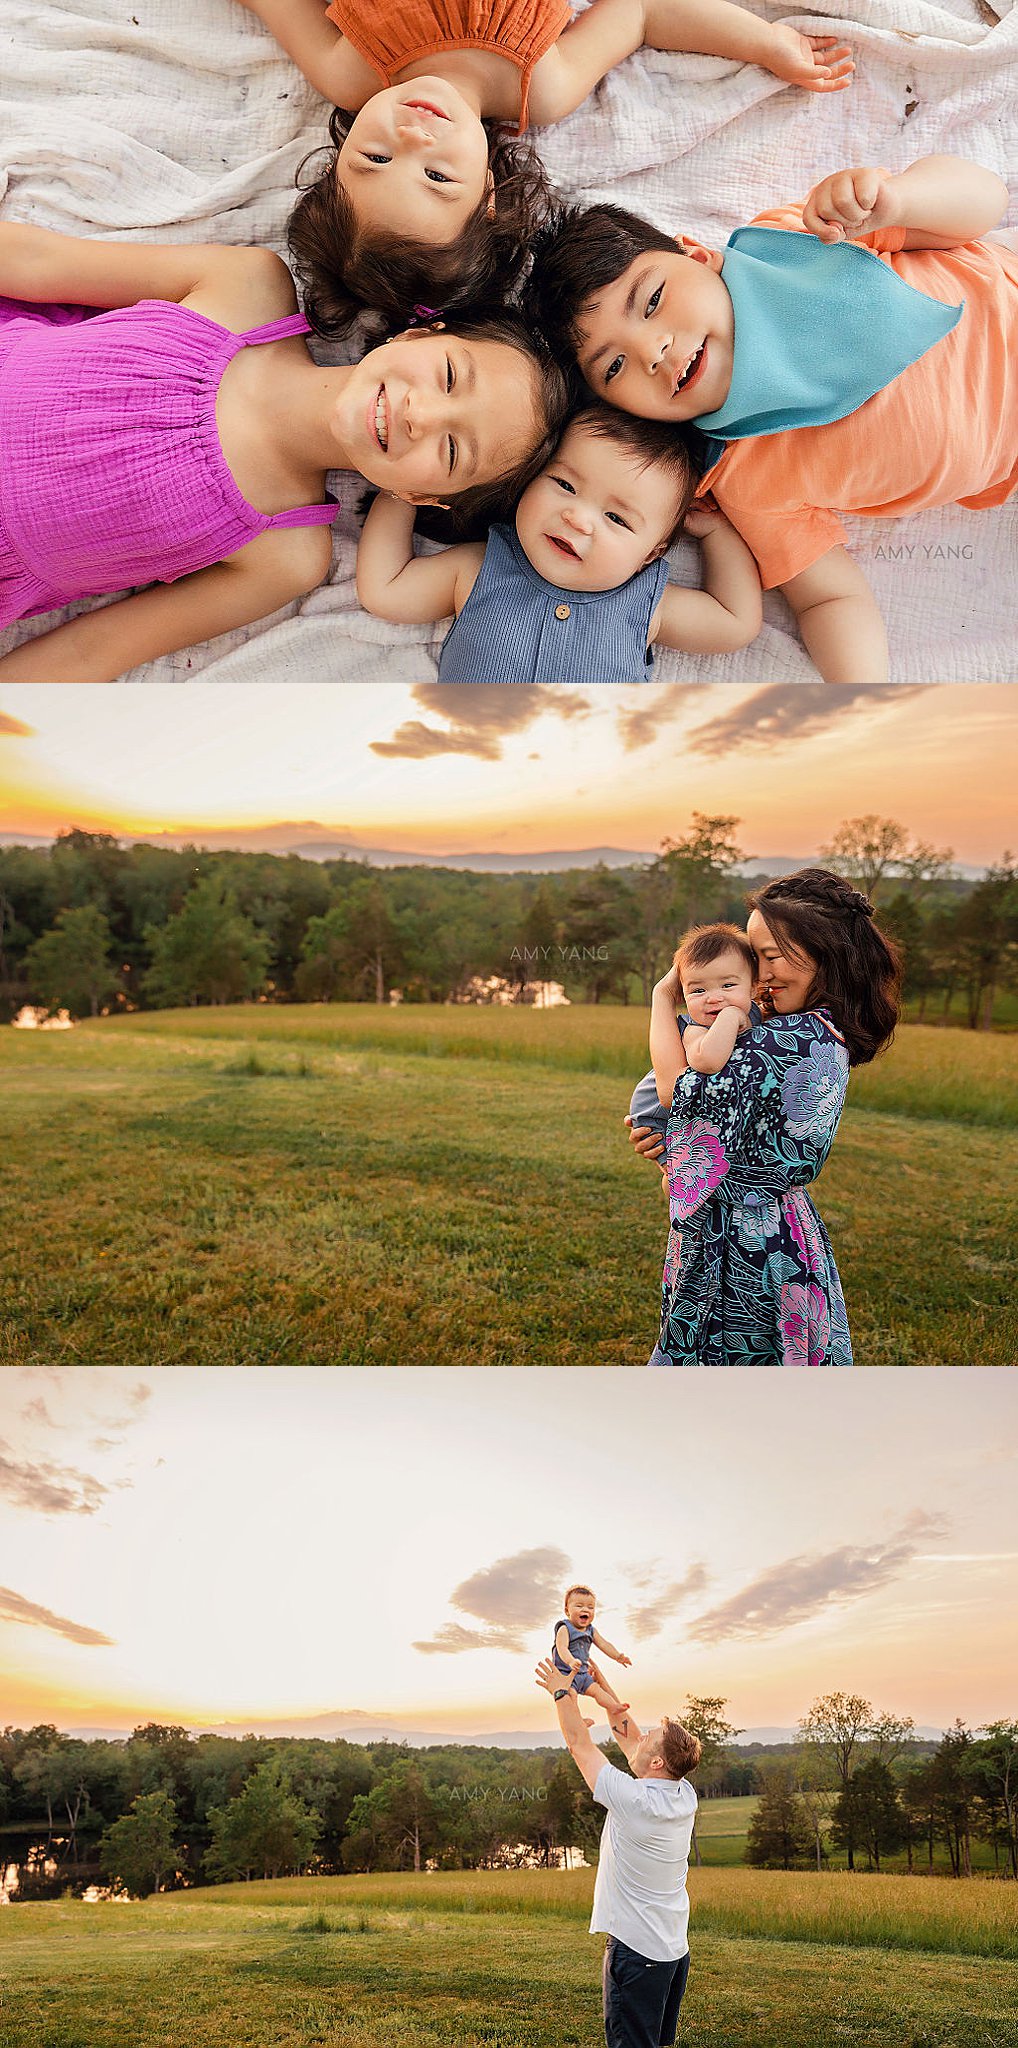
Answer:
[
  {"left": 1, "top": 1010, "right": 1014, "bottom": 1366},
  {"left": 1, "top": 1870, "right": 1015, "bottom": 2048}
]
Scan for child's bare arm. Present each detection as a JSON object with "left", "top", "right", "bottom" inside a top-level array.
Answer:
[
  {"left": 0, "top": 526, "right": 331, "bottom": 682},
  {"left": 780, "top": 547, "right": 889, "bottom": 683},
  {"left": 356, "top": 497, "right": 482, "bottom": 624},
  {"left": 0, "top": 224, "right": 293, "bottom": 322},
  {"left": 652, "top": 504, "right": 762, "bottom": 654},
  {"left": 650, "top": 964, "right": 687, "bottom": 1108},
  {"left": 684, "top": 1007, "right": 748, "bottom": 1074},
  {"left": 802, "top": 157, "right": 1009, "bottom": 252},
  {"left": 529, "top": 0, "right": 851, "bottom": 123},
  {"left": 555, "top": 1624, "right": 580, "bottom": 1671},
  {"left": 591, "top": 1628, "right": 632, "bottom": 1668},
  {"left": 233, "top": 0, "right": 373, "bottom": 106}
]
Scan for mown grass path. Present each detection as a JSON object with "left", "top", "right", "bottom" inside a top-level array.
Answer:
[
  {"left": 1, "top": 1872, "right": 1015, "bottom": 2048},
  {"left": 2, "top": 1016, "right": 1014, "bottom": 1365}
]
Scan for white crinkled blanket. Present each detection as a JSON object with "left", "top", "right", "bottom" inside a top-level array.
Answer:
[{"left": 1, "top": 0, "right": 1015, "bottom": 682}]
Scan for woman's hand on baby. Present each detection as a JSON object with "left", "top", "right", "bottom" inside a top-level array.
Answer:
[
  {"left": 766, "top": 28, "right": 854, "bottom": 93},
  {"left": 803, "top": 167, "right": 896, "bottom": 244},
  {"left": 653, "top": 963, "right": 682, "bottom": 1001}
]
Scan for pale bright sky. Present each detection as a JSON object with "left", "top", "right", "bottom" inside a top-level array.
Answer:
[
  {"left": 1, "top": 684, "right": 1014, "bottom": 863},
  {"left": 2, "top": 1369, "right": 1014, "bottom": 1737}
]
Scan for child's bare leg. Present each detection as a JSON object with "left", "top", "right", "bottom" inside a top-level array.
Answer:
[{"left": 588, "top": 1680, "right": 628, "bottom": 1714}]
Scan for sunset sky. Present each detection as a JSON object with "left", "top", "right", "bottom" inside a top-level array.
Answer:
[
  {"left": 1, "top": 684, "right": 1014, "bottom": 863},
  {"left": 2, "top": 1369, "right": 1014, "bottom": 1740}
]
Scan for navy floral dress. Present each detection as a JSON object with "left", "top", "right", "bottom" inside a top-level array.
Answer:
[{"left": 649, "top": 1011, "right": 853, "bottom": 1367}]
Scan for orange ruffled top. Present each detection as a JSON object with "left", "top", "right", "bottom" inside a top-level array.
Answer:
[{"left": 324, "top": 0, "right": 572, "bottom": 129}]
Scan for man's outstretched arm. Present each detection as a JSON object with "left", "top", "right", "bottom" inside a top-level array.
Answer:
[{"left": 535, "top": 1657, "right": 615, "bottom": 1793}]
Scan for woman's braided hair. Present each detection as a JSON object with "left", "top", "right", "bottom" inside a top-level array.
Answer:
[{"left": 749, "top": 868, "right": 903, "bottom": 1067}]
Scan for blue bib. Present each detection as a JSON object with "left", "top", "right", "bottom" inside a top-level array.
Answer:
[{"left": 692, "top": 225, "right": 962, "bottom": 468}]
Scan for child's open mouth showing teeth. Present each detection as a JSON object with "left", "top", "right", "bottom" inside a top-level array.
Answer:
[
  {"left": 674, "top": 341, "right": 707, "bottom": 395},
  {"left": 374, "top": 387, "right": 388, "bottom": 451}
]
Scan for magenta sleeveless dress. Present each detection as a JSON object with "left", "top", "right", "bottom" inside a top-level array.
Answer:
[{"left": 0, "top": 297, "right": 339, "bottom": 627}]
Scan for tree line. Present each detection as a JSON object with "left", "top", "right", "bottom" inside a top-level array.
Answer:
[
  {"left": 2, "top": 1700, "right": 1014, "bottom": 1900},
  {"left": 1, "top": 816, "right": 1015, "bottom": 1026}
]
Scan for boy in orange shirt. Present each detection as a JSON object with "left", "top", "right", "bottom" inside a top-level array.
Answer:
[{"left": 529, "top": 156, "right": 1015, "bottom": 681}]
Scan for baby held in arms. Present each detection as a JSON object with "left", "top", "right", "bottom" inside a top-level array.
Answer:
[
  {"left": 551, "top": 1583, "right": 632, "bottom": 1724},
  {"left": 629, "top": 924, "right": 760, "bottom": 1144},
  {"left": 355, "top": 406, "right": 762, "bottom": 682}
]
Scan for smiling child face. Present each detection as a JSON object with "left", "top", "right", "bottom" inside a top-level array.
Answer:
[
  {"left": 566, "top": 1592, "right": 595, "bottom": 1628},
  {"left": 576, "top": 247, "right": 735, "bottom": 423},
  {"left": 514, "top": 419, "right": 685, "bottom": 591},
  {"left": 335, "top": 330, "right": 542, "bottom": 503},
  {"left": 336, "top": 80, "right": 491, "bottom": 247},
  {"left": 681, "top": 946, "right": 756, "bottom": 1029}
]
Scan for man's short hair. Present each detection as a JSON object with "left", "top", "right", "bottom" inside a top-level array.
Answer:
[{"left": 659, "top": 1720, "right": 702, "bottom": 1781}]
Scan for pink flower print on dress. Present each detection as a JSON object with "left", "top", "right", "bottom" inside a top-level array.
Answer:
[
  {"left": 779, "top": 1280, "right": 832, "bottom": 1366},
  {"left": 786, "top": 1188, "right": 828, "bottom": 1276},
  {"left": 666, "top": 1118, "right": 728, "bottom": 1215}
]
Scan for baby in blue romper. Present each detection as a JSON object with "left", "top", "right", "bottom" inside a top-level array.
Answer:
[
  {"left": 356, "top": 406, "right": 762, "bottom": 683},
  {"left": 551, "top": 1583, "right": 633, "bottom": 1718},
  {"left": 630, "top": 924, "right": 761, "bottom": 1144}
]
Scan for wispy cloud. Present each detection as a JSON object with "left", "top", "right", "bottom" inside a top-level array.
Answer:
[
  {"left": 414, "top": 1544, "right": 571, "bottom": 1655},
  {"left": 685, "top": 685, "right": 931, "bottom": 759},
  {"left": 686, "top": 1512, "right": 949, "bottom": 1643},
  {"left": 0, "top": 1445, "right": 109, "bottom": 1516},
  {"left": 626, "top": 1564, "right": 711, "bottom": 1642},
  {"left": 371, "top": 685, "right": 590, "bottom": 762},
  {"left": 0, "top": 711, "right": 33, "bottom": 738},
  {"left": 0, "top": 1584, "right": 114, "bottom": 1646}
]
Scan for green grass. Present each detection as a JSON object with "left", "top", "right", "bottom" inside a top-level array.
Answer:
[
  {"left": 1, "top": 1012, "right": 1014, "bottom": 1365},
  {"left": 1, "top": 1871, "right": 1015, "bottom": 2048}
]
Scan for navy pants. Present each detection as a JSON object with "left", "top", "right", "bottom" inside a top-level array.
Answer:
[{"left": 603, "top": 1936, "right": 690, "bottom": 2048}]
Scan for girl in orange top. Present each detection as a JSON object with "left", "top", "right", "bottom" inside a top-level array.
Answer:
[{"left": 235, "top": 0, "right": 852, "bottom": 336}]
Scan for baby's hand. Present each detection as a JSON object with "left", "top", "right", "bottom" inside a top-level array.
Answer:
[
  {"left": 617, "top": 1653, "right": 633, "bottom": 1668},
  {"left": 803, "top": 167, "right": 895, "bottom": 244},
  {"left": 683, "top": 495, "right": 726, "bottom": 540},
  {"left": 766, "top": 27, "right": 854, "bottom": 94}
]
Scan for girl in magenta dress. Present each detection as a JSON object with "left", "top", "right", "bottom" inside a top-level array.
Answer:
[{"left": 0, "top": 223, "right": 565, "bottom": 679}]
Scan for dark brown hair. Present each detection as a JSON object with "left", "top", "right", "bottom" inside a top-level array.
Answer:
[
  {"left": 749, "top": 869, "right": 903, "bottom": 1067},
  {"left": 526, "top": 202, "right": 684, "bottom": 370},
  {"left": 289, "top": 107, "right": 554, "bottom": 341},
  {"left": 675, "top": 922, "right": 757, "bottom": 982},
  {"left": 659, "top": 1720, "right": 702, "bottom": 1781},
  {"left": 563, "top": 405, "right": 697, "bottom": 548}
]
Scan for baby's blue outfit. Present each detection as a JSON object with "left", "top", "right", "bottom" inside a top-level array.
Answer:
[
  {"left": 552, "top": 1616, "right": 597, "bottom": 1694},
  {"left": 438, "top": 524, "right": 672, "bottom": 683},
  {"left": 630, "top": 1005, "right": 763, "bottom": 1140}
]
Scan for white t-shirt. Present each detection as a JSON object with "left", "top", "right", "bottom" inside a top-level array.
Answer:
[{"left": 590, "top": 1761, "right": 697, "bottom": 1963}]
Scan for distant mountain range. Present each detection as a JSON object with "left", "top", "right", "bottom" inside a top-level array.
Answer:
[
  {"left": 0, "top": 828, "right": 986, "bottom": 880},
  {"left": 45, "top": 1714, "right": 946, "bottom": 1747}
]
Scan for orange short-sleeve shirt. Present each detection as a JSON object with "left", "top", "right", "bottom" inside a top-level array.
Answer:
[{"left": 698, "top": 206, "right": 1018, "bottom": 588}]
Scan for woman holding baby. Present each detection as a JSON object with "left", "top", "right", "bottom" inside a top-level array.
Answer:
[{"left": 628, "top": 870, "right": 903, "bottom": 1367}]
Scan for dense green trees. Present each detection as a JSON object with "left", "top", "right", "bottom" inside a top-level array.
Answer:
[
  {"left": 2, "top": 823, "right": 1013, "bottom": 1025},
  {"left": 1, "top": 1716, "right": 1014, "bottom": 1898}
]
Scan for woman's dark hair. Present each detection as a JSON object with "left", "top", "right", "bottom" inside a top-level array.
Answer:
[
  {"left": 289, "top": 107, "right": 555, "bottom": 341},
  {"left": 358, "top": 312, "right": 571, "bottom": 540},
  {"left": 525, "top": 202, "right": 683, "bottom": 369},
  {"left": 568, "top": 404, "right": 697, "bottom": 547},
  {"left": 749, "top": 869, "right": 903, "bottom": 1068}
]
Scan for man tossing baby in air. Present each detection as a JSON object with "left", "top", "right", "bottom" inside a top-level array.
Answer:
[
  {"left": 356, "top": 405, "right": 761, "bottom": 682},
  {"left": 552, "top": 1583, "right": 633, "bottom": 1722}
]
